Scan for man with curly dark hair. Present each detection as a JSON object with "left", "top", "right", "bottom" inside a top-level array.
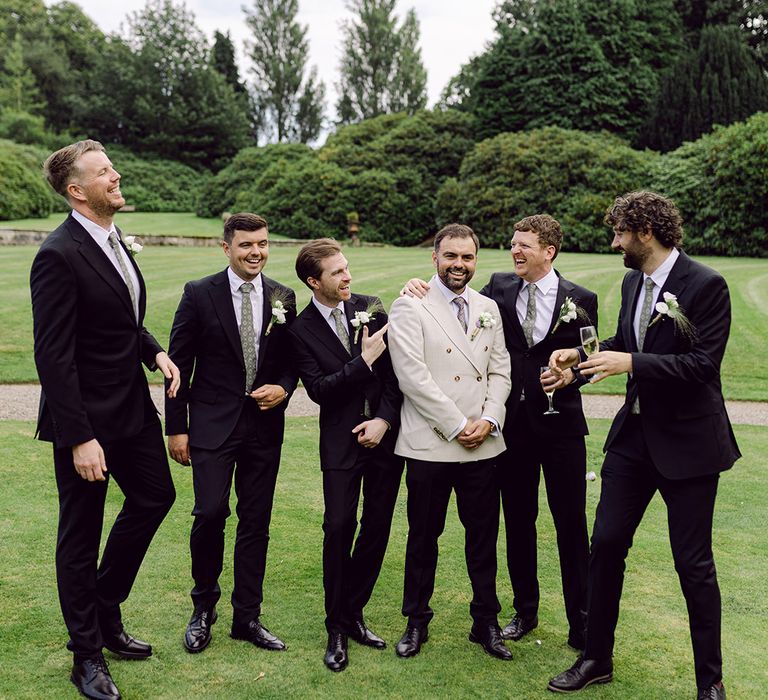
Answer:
[{"left": 547, "top": 191, "right": 739, "bottom": 700}]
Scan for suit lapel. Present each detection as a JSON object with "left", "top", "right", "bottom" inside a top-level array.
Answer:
[
  {"left": 301, "top": 301, "right": 352, "bottom": 363},
  {"left": 544, "top": 274, "right": 569, "bottom": 338},
  {"left": 422, "top": 284, "right": 481, "bottom": 373},
  {"left": 209, "top": 269, "right": 244, "bottom": 366},
  {"left": 71, "top": 217, "right": 137, "bottom": 322},
  {"left": 624, "top": 271, "right": 644, "bottom": 351},
  {"left": 117, "top": 225, "right": 147, "bottom": 322},
  {"left": 502, "top": 276, "right": 528, "bottom": 347},
  {"left": 344, "top": 296, "right": 366, "bottom": 358},
  {"left": 257, "top": 275, "right": 274, "bottom": 373}
]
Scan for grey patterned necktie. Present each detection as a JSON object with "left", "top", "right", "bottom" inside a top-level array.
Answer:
[
  {"left": 107, "top": 232, "right": 137, "bottom": 319},
  {"left": 240, "top": 282, "right": 257, "bottom": 392},
  {"left": 331, "top": 308, "right": 351, "bottom": 354},
  {"left": 522, "top": 283, "right": 537, "bottom": 348},
  {"left": 637, "top": 277, "right": 655, "bottom": 350},
  {"left": 453, "top": 297, "right": 468, "bottom": 333}
]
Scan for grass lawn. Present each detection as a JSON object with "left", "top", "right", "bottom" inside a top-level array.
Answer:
[
  {"left": 2, "top": 243, "right": 767, "bottom": 400},
  {"left": 1, "top": 212, "right": 289, "bottom": 239},
  {"left": 0, "top": 418, "right": 766, "bottom": 699}
]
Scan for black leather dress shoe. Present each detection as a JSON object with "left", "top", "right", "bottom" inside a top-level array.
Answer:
[
  {"left": 395, "top": 625, "right": 428, "bottom": 658},
  {"left": 547, "top": 656, "right": 613, "bottom": 693},
  {"left": 347, "top": 619, "right": 386, "bottom": 649},
  {"left": 501, "top": 614, "right": 538, "bottom": 641},
  {"left": 71, "top": 655, "right": 121, "bottom": 700},
  {"left": 184, "top": 607, "right": 217, "bottom": 653},
  {"left": 697, "top": 683, "right": 726, "bottom": 700},
  {"left": 324, "top": 632, "right": 348, "bottom": 672},
  {"left": 231, "top": 619, "right": 287, "bottom": 651},
  {"left": 102, "top": 629, "right": 152, "bottom": 660},
  {"left": 469, "top": 623, "right": 512, "bottom": 660}
]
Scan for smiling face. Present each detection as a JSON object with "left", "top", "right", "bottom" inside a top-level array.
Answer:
[
  {"left": 611, "top": 228, "right": 650, "bottom": 270},
  {"left": 68, "top": 149, "right": 125, "bottom": 222},
  {"left": 308, "top": 252, "right": 352, "bottom": 307},
  {"left": 510, "top": 229, "right": 554, "bottom": 283},
  {"left": 433, "top": 235, "right": 477, "bottom": 293},
  {"left": 224, "top": 227, "right": 269, "bottom": 281}
]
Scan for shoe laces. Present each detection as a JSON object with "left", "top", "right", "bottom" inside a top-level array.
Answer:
[{"left": 89, "top": 655, "right": 110, "bottom": 675}]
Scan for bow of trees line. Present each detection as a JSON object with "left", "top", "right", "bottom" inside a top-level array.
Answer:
[{"left": 1, "top": 0, "right": 767, "bottom": 255}]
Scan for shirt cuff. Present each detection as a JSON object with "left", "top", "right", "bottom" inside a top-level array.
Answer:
[
  {"left": 481, "top": 416, "right": 500, "bottom": 437},
  {"left": 447, "top": 417, "right": 468, "bottom": 442}
]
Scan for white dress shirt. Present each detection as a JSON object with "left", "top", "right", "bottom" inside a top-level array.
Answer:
[
  {"left": 632, "top": 247, "right": 679, "bottom": 344},
  {"left": 516, "top": 267, "right": 559, "bottom": 345},
  {"left": 73, "top": 209, "right": 140, "bottom": 320},
  {"left": 312, "top": 295, "right": 349, "bottom": 340},
  {"left": 228, "top": 267, "right": 263, "bottom": 366}
]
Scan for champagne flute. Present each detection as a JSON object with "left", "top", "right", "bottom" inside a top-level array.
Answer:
[
  {"left": 580, "top": 325, "right": 600, "bottom": 382},
  {"left": 540, "top": 366, "right": 559, "bottom": 415}
]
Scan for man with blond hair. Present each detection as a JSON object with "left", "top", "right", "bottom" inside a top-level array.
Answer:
[{"left": 31, "top": 140, "right": 179, "bottom": 700}]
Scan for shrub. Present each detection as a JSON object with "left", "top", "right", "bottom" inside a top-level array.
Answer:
[
  {"left": 453, "top": 127, "right": 657, "bottom": 250},
  {"left": 654, "top": 112, "right": 768, "bottom": 256},
  {"left": 0, "top": 140, "right": 55, "bottom": 219}
]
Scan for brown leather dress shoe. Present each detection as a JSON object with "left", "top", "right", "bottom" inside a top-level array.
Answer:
[
  {"left": 348, "top": 619, "right": 386, "bottom": 649},
  {"left": 395, "top": 625, "right": 428, "bottom": 658},
  {"left": 184, "top": 607, "right": 217, "bottom": 653},
  {"left": 469, "top": 623, "right": 513, "bottom": 660},
  {"left": 231, "top": 618, "right": 287, "bottom": 651},
  {"left": 71, "top": 655, "right": 121, "bottom": 700},
  {"left": 501, "top": 614, "right": 538, "bottom": 641},
  {"left": 324, "top": 632, "right": 349, "bottom": 672},
  {"left": 548, "top": 656, "right": 613, "bottom": 693},
  {"left": 102, "top": 629, "right": 152, "bottom": 660}
]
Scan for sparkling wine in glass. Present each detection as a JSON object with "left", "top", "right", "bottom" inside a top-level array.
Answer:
[
  {"left": 540, "top": 366, "right": 559, "bottom": 415},
  {"left": 580, "top": 325, "right": 600, "bottom": 382}
]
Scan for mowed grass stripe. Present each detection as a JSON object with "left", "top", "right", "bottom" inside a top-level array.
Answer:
[{"left": 1, "top": 243, "right": 766, "bottom": 400}]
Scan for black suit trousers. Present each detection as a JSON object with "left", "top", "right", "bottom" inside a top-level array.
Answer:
[
  {"left": 585, "top": 416, "right": 722, "bottom": 688},
  {"left": 188, "top": 401, "right": 282, "bottom": 625},
  {"left": 402, "top": 457, "right": 501, "bottom": 628},
  {"left": 321, "top": 447, "right": 404, "bottom": 633},
  {"left": 497, "top": 409, "right": 589, "bottom": 640},
  {"left": 54, "top": 414, "right": 175, "bottom": 662}
]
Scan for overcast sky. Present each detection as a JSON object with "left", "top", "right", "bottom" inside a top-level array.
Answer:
[{"left": 61, "top": 0, "right": 499, "bottom": 111}]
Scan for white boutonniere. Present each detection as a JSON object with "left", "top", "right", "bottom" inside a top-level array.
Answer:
[
  {"left": 265, "top": 289, "right": 292, "bottom": 335},
  {"left": 470, "top": 311, "right": 496, "bottom": 340},
  {"left": 123, "top": 235, "right": 143, "bottom": 256},
  {"left": 551, "top": 296, "right": 590, "bottom": 334},
  {"left": 648, "top": 291, "right": 696, "bottom": 341},
  {"left": 350, "top": 300, "right": 385, "bottom": 343}
]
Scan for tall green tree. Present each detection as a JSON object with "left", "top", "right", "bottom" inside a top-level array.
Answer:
[
  {"left": 641, "top": 24, "right": 768, "bottom": 151},
  {"left": 243, "top": 0, "right": 326, "bottom": 143},
  {"left": 336, "top": 0, "right": 428, "bottom": 124},
  {"left": 211, "top": 30, "right": 247, "bottom": 95},
  {"left": 466, "top": 0, "right": 683, "bottom": 142},
  {"left": 0, "top": 34, "right": 44, "bottom": 113}
]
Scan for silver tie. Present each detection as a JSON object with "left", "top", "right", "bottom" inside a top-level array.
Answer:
[
  {"left": 240, "top": 282, "right": 257, "bottom": 392},
  {"left": 637, "top": 277, "right": 655, "bottom": 350},
  {"left": 107, "top": 232, "right": 137, "bottom": 319},
  {"left": 453, "top": 297, "right": 468, "bottom": 333},
  {"left": 522, "top": 283, "right": 537, "bottom": 348},
  {"left": 331, "top": 308, "right": 351, "bottom": 354}
]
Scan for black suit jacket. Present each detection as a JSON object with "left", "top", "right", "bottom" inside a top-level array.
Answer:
[
  {"left": 31, "top": 213, "right": 162, "bottom": 448},
  {"left": 602, "top": 251, "right": 740, "bottom": 479},
  {"left": 289, "top": 294, "right": 402, "bottom": 471},
  {"left": 165, "top": 269, "right": 297, "bottom": 451},
  {"left": 481, "top": 270, "right": 598, "bottom": 438}
]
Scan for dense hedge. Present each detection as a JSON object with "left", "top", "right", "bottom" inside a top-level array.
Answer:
[
  {"left": 446, "top": 127, "right": 656, "bottom": 250},
  {"left": 653, "top": 112, "right": 768, "bottom": 257},
  {"left": 196, "top": 110, "right": 477, "bottom": 244},
  {"left": 0, "top": 140, "right": 56, "bottom": 219}
]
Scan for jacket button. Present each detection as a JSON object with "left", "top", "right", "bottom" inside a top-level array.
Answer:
[
  {"left": 446, "top": 347, "right": 452, "bottom": 353},
  {"left": 484, "top": 346, "right": 488, "bottom": 351},
  {"left": 476, "top": 376, "right": 482, "bottom": 382},
  {"left": 454, "top": 375, "right": 460, "bottom": 382}
]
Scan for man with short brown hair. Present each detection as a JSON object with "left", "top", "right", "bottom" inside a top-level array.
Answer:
[
  {"left": 290, "top": 238, "right": 403, "bottom": 672},
  {"left": 166, "top": 213, "right": 297, "bottom": 656},
  {"left": 32, "top": 140, "right": 179, "bottom": 700}
]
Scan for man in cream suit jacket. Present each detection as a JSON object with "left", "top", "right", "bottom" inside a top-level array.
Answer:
[{"left": 388, "top": 223, "right": 512, "bottom": 661}]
